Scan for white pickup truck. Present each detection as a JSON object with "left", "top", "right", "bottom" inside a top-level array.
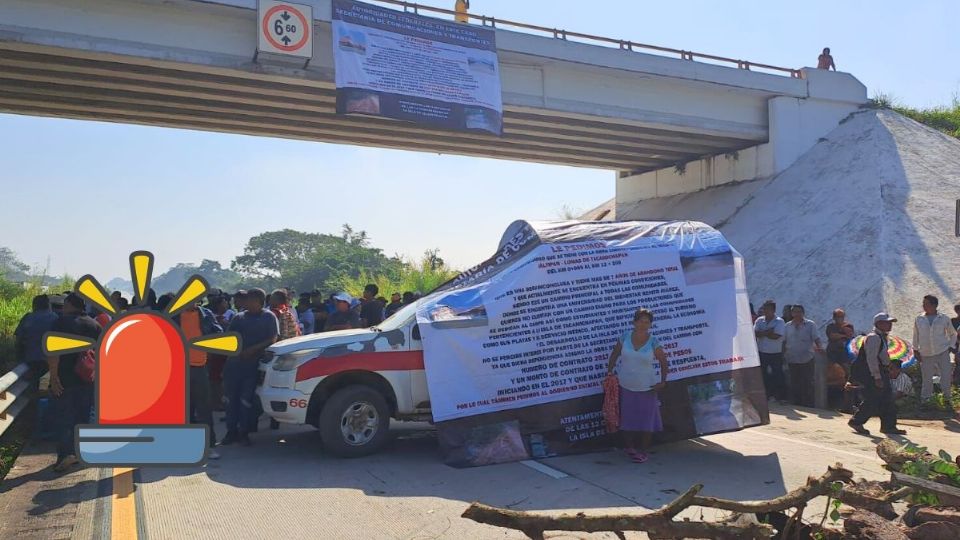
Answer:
[{"left": 257, "top": 301, "right": 432, "bottom": 457}]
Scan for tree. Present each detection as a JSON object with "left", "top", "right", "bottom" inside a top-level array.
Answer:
[
  {"left": 231, "top": 226, "right": 404, "bottom": 294},
  {"left": 0, "top": 247, "right": 30, "bottom": 280},
  {"left": 557, "top": 204, "right": 581, "bottom": 220},
  {"left": 424, "top": 248, "right": 445, "bottom": 271},
  {"left": 231, "top": 229, "right": 327, "bottom": 283},
  {"left": 337, "top": 251, "right": 458, "bottom": 300},
  {"left": 150, "top": 259, "right": 243, "bottom": 294}
]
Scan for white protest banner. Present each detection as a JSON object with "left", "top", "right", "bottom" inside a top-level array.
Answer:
[
  {"left": 415, "top": 221, "right": 764, "bottom": 466},
  {"left": 332, "top": 0, "right": 503, "bottom": 135}
]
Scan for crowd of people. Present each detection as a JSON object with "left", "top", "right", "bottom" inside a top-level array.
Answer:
[
  {"left": 13, "top": 282, "right": 421, "bottom": 472},
  {"left": 752, "top": 295, "right": 960, "bottom": 435}
]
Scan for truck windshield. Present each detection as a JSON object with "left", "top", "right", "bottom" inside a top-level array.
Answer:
[{"left": 375, "top": 299, "right": 422, "bottom": 331}]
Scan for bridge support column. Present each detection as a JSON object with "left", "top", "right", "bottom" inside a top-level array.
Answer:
[{"left": 615, "top": 69, "right": 868, "bottom": 215}]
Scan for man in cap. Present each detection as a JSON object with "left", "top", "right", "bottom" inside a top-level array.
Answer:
[
  {"left": 848, "top": 313, "right": 906, "bottom": 435},
  {"left": 324, "top": 292, "right": 360, "bottom": 331}
]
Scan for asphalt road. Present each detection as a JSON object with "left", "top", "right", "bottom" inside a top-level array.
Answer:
[{"left": 2, "top": 404, "right": 958, "bottom": 539}]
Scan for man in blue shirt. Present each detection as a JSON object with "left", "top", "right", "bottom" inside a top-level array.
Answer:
[
  {"left": 14, "top": 294, "right": 59, "bottom": 390},
  {"left": 296, "top": 293, "right": 316, "bottom": 334},
  {"left": 223, "top": 288, "right": 279, "bottom": 446}
]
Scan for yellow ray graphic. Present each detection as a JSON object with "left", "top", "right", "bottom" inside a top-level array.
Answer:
[
  {"left": 43, "top": 332, "right": 95, "bottom": 356},
  {"left": 130, "top": 251, "right": 154, "bottom": 305},
  {"left": 189, "top": 333, "right": 242, "bottom": 355},
  {"left": 165, "top": 275, "right": 209, "bottom": 316},
  {"left": 76, "top": 275, "right": 117, "bottom": 315}
]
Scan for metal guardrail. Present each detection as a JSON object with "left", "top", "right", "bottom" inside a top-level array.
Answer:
[
  {"left": 370, "top": 0, "right": 803, "bottom": 78},
  {"left": 0, "top": 363, "right": 31, "bottom": 437}
]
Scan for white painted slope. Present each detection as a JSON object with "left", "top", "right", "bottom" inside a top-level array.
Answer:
[{"left": 617, "top": 110, "right": 960, "bottom": 332}]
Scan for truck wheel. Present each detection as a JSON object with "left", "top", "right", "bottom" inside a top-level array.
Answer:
[{"left": 319, "top": 385, "right": 390, "bottom": 458}]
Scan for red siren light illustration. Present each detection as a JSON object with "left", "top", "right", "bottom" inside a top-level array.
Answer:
[{"left": 43, "top": 251, "right": 241, "bottom": 467}]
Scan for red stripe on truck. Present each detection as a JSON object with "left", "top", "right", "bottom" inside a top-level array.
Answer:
[{"left": 295, "top": 350, "right": 425, "bottom": 382}]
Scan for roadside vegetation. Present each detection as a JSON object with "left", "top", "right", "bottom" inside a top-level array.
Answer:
[
  {"left": 338, "top": 249, "right": 459, "bottom": 301},
  {"left": 0, "top": 272, "right": 73, "bottom": 482},
  {"left": 871, "top": 92, "right": 960, "bottom": 139}
]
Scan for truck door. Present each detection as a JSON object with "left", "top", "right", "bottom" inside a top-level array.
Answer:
[{"left": 408, "top": 321, "right": 430, "bottom": 411}]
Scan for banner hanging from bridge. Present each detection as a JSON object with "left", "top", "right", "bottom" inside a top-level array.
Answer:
[
  {"left": 331, "top": 0, "right": 503, "bottom": 135},
  {"left": 416, "top": 220, "right": 766, "bottom": 467}
]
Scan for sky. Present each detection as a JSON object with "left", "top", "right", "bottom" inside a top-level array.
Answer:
[{"left": 1, "top": 0, "right": 957, "bottom": 283}]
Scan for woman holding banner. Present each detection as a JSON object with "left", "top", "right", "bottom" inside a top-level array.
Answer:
[{"left": 606, "top": 308, "right": 669, "bottom": 463}]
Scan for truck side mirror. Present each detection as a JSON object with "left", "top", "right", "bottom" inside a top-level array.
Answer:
[{"left": 412, "top": 324, "right": 421, "bottom": 341}]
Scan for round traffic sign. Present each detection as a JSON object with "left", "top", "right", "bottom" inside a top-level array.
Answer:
[{"left": 261, "top": 4, "right": 310, "bottom": 52}]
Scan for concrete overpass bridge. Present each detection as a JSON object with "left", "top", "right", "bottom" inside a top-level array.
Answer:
[{"left": 0, "top": 0, "right": 865, "bottom": 176}]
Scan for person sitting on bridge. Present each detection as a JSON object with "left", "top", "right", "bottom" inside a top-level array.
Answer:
[
  {"left": 817, "top": 48, "right": 836, "bottom": 71},
  {"left": 325, "top": 292, "right": 360, "bottom": 331},
  {"left": 454, "top": 0, "right": 469, "bottom": 23}
]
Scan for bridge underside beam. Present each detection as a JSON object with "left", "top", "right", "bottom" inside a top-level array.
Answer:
[{"left": 0, "top": 42, "right": 761, "bottom": 172}]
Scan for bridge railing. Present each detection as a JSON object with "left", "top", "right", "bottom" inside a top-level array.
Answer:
[
  {"left": 371, "top": 0, "right": 803, "bottom": 78},
  {"left": 0, "top": 363, "right": 31, "bottom": 438}
]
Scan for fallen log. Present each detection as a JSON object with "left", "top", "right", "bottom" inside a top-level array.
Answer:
[
  {"left": 905, "top": 520, "right": 960, "bottom": 540},
  {"left": 890, "top": 472, "right": 960, "bottom": 505},
  {"left": 461, "top": 465, "right": 853, "bottom": 539},
  {"left": 461, "top": 501, "right": 774, "bottom": 540},
  {"left": 913, "top": 506, "right": 960, "bottom": 526},
  {"left": 843, "top": 509, "right": 908, "bottom": 540},
  {"left": 834, "top": 481, "right": 912, "bottom": 519},
  {"left": 876, "top": 439, "right": 932, "bottom": 471},
  {"left": 837, "top": 489, "right": 897, "bottom": 519},
  {"left": 688, "top": 464, "right": 853, "bottom": 513}
]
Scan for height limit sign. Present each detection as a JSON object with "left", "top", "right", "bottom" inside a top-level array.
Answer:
[{"left": 257, "top": 1, "right": 313, "bottom": 59}]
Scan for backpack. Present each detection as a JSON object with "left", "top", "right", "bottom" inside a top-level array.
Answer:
[
  {"left": 74, "top": 349, "right": 96, "bottom": 383},
  {"left": 850, "top": 334, "right": 886, "bottom": 384}
]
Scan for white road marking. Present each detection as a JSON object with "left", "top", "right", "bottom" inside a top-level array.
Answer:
[
  {"left": 520, "top": 460, "right": 569, "bottom": 479},
  {"left": 748, "top": 430, "right": 883, "bottom": 463}
]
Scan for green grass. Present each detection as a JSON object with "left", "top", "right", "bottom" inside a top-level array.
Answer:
[
  {"left": 336, "top": 256, "right": 458, "bottom": 300},
  {"left": 895, "top": 363, "right": 959, "bottom": 419},
  {"left": 0, "top": 275, "right": 72, "bottom": 481},
  {"left": 870, "top": 92, "right": 960, "bottom": 139},
  {"left": 0, "top": 408, "right": 32, "bottom": 482}
]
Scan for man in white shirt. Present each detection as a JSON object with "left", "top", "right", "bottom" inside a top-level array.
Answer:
[
  {"left": 913, "top": 295, "right": 957, "bottom": 406},
  {"left": 888, "top": 360, "right": 914, "bottom": 400},
  {"left": 754, "top": 300, "right": 786, "bottom": 400},
  {"left": 783, "top": 305, "right": 824, "bottom": 407}
]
